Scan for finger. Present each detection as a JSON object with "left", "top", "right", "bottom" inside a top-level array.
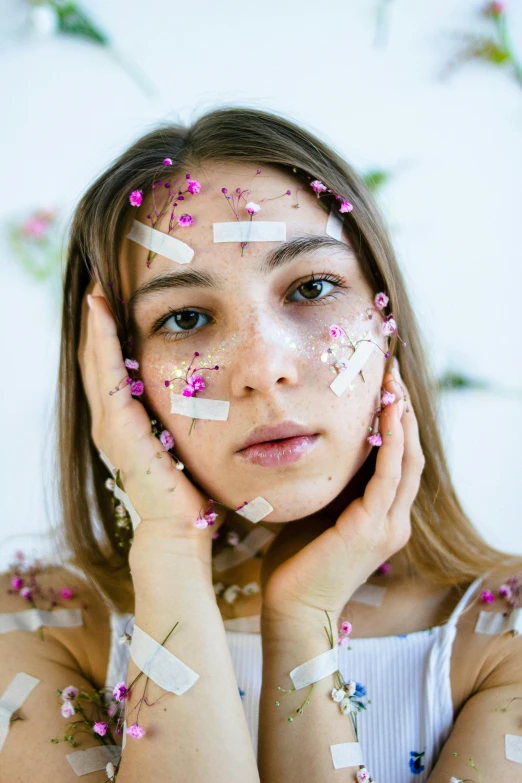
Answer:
[
  {"left": 388, "top": 380, "right": 425, "bottom": 519},
  {"left": 360, "top": 373, "right": 405, "bottom": 520},
  {"left": 77, "top": 279, "right": 103, "bottom": 426},
  {"left": 90, "top": 291, "right": 134, "bottom": 416}
]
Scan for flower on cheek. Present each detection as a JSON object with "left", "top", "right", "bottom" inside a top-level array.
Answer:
[
  {"left": 339, "top": 199, "right": 353, "bottom": 213},
  {"left": 178, "top": 213, "right": 194, "bottom": 227},
  {"left": 329, "top": 324, "right": 344, "bottom": 340},
  {"left": 382, "top": 317, "right": 397, "bottom": 336},
  {"left": 186, "top": 179, "right": 201, "bottom": 194},
  {"left": 129, "top": 190, "right": 143, "bottom": 207}
]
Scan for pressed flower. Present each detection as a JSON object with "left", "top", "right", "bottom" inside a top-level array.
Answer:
[
  {"left": 126, "top": 722, "right": 145, "bottom": 739},
  {"left": 339, "top": 199, "right": 353, "bottom": 213},
  {"left": 340, "top": 697, "right": 355, "bottom": 714},
  {"left": 160, "top": 430, "right": 175, "bottom": 451},
  {"left": 61, "top": 701, "right": 75, "bottom": 718},
  {"left": 178, "top": 214, "right": 194, "bottom": 227},
  {"left": 186, "top": 179, "right": 201, "bottom": 194},
  {"left": 242, "top": 582, "right": 260, "bottom": 596},
  {"left": 194, "top": 515, "right": 208, "bottom": 529},
  {"left": 204, "top": 510, "right": 218, "bottom": 525},
  {"left": 182, "top": 383, "right": 196, "bottom": 397},
  {"left": 11, "top": 575, "right": 23, "bottom": 590},
  {"left": 381, "top": 391, "right": 396, "bottom": 406},
  {"left": 112, "top": 682, "right": 129, "bottom": 702},
  {"left": 338, "top": 635, "right": 350, "bottom": 648},
  {"left": 367, "top": 432, "right": 383, "bottom": 447},
  {"left": 377, "top": 561, "right": 391, "bottom": 574},
  {"left": 60, "top": 588, "right": 73, "bottom": 599},
  {"left": 129, "top": 190, "right": 143, "bottom": 207},
  {"left": 374, "top": 292, "right": 389, "bottom": 310},
  {"left": 329, "top": 324, "right": 343, "bottom": 340},
  {"left": 331, "top": 688, "right": 345, "bottom": 703},
  {"left": 93, "top": 721, "right": 108, "bottom": 736},
  {"left": 130, "top": 380, "right": 144, "bottom": 396},
  {"left": 61, "top": 685, "right": 79, "bottom": 701},
  {"left": 481, "top": 589, "right": 495, "bottom": 603},
  {"left": 245, "top": 201, "right": 261, "bottom": 215},
  {"left": 223, "top": 585, "right": 241, "bottom": 604},
  {"left": 190, "top": 375, "right": 205, "bottom": 392},
  {"left": 356, "top": 769, "right": 371, "bottom": 782},
  {"left": 340, "top": 621, "right": 352, "bottom": 635},
  {"left": 163, "top": 158, "right": 173, "bottom": 166},
  {"left": 125, "top": 358, "right": 139, "bottom": 370},
  {"left": 499, "top": 584, "right": 513, "bottom": 599},
  {"left": 310, "top": 180, "right": 327, "bottom": 195},
  {"left": 20, "top": 586, "right": 32, "bottom": 600},
  {"left": 345, "top": 680, "right": 356, "bottom": 697},
  {"left": 382, "top": 317, "right": 397, "bottom": 336}
]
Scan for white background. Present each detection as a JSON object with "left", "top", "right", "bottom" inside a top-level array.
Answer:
[{"left": 1, "top": 0, "right": 521, "bottom": 570}]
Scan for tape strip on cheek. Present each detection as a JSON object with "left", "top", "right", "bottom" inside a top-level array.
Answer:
[
  {"left": 326, "top": 208, "right": 343, "bottom": 240},
  {"left": 289, "top": 645, "right": 339, "bottom": 690},
  {"left": 474, "top": 608, "right": 522, "bottom": 635},
  {"left": 170, "top": 392, "right": 230, "bottom": 421},
  {"left": 98, "top": 450, "right": 142, "bottom": 531},
  {"left": 66, "top": 745, "right": 121, "bottom": 776},
  {"left": 350, "top": 583, "right": 386, "bottom": 608},
  {"left": 127, "top": 219, "right": 194, "bottom": 265},
  {"left": 330, "top": 741, "right": 364, "bottom": 769},
  {"left": 506, "top": 734, "right": 522, "bottom": 763},
  {"left": 329, "top": 337, "right": 376, "bottom": 397},
  {"left": 236, "top": 497, "right": 274, "bottom": 523},
  {"left": 130, "top": 624, "right": 199, "bottom": 695},
  {"left": 212, "top": 527, "right": 276, "bottom": 572},
  {"left": 213, "top": 222, "right": 286, "bottom": 242},
  {"left": 0, "top": 608, "right": 83, "bottom": 634},
  {"left": 0, "top": 672, "right": 40, "bottom": 752}
]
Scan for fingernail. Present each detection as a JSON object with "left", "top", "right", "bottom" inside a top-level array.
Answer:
[{"left": 87, "top": 294, "right": 93, "bottom": 310}]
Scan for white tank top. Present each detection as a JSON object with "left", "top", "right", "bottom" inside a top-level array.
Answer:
[{"left": 105, "top": 575, "right": 484, "bottom": 782}]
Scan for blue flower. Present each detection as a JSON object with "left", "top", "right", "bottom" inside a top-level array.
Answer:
[
  {"left": 409, "top": 750, "right": 426, "bottom": 774},
  {"left": 238, "top": 687, "right": 245, "bottom": 701},
  {"left": 354, "top": 683, "right": 367, "bottom": 698}
]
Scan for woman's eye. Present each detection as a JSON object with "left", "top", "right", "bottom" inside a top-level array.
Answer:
[
  {"left": 288, "top": 279, "right": 335, "bottom": 302},
  {"left": 163, "top": 310, "right": 210, "bottom": 332}
]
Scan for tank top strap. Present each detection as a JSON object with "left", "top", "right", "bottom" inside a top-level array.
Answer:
[{"left": 446, "top": 575, "right": 485, "bottom": 627}]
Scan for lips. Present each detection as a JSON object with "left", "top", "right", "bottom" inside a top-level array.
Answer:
[{"left": 235, "top": 422, "right": 320, "bottom": 467}]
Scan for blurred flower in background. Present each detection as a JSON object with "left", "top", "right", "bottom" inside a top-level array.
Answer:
[{"left": 7, "top": 206, "right": 63, "bottom": 306}]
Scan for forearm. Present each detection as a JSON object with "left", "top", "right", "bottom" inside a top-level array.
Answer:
[
  {"left": 118, "top": 553, "right": 259, "bottom": 783},
  {"left": 258, "top": 610, "right": 360, "bottom": 783}
]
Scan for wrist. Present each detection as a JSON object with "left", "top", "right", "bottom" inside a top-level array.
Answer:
[{"left": 261, "top": 604, "right": 340, "bottom": 651}]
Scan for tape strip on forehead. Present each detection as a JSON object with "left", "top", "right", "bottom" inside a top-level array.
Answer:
[
  {"left": 213, "top": 222, "right": 286, "bottom": 243},
  {"left": 127, "top": 219, "right": 194, "bottom": 264},
  {"left": 326, "top": 208, "right": 344, "bottom": 240}
]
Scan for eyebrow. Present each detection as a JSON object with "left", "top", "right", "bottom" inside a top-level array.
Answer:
[{"left": 127, "top": 233, "right": 353, "bottom": 325}]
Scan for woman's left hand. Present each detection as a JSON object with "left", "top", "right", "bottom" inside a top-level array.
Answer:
[{"left": 260, "top": 365, "right": 425, "bottom": 625}]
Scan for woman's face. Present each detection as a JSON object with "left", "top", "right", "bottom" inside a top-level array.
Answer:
[{"left": 117, "top": 162, "right": 388, "bottom": 523}]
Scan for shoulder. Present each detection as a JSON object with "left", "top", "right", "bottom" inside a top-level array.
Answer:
[
  {"left": 0, "top": 563, "right": 113, "bottom": 690},
  {"left": 451, "top": 564, "right": 522, "bottom": 715}
]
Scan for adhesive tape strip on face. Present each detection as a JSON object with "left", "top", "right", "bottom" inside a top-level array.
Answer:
[
  {"left": 170, "top": 392, "right": 230, "bottom": 421},
  {"left": 326, "top": 208, "right": 343, "bottom": 241},
  {"left": 213, "top": 222, "right": 286, "bottom": 243},
  {"left": 350, "top": 583, "right": 386, "bottom": 608},
  {"left": 0, "top": 672, "right": 40, "bottom": 752},
  {"left": 330, "top": 337, "right": 376, "bottom": 397},
  {"left": 505, "top": 733, "right": 522, "bottom": 764},
  {"left": 127, "top": 219, "right": 194, "bottom": 265},
  {"left": 98, "top": 450, "right": 141, "bottom": 530},
  {"left": 0, "top": 608, "right": 83, "bottom": 634},
  {"left": 474, "top": 608, "right": 522, "bottom": 635},
  {"left": 289, "top": 645, "right": 339, "bottom": 690},
  {"left": 212, "top": 527, "right": 276, "bottom": 572},
  {"left": 235, "top": 497, "right": 274, "bottom": 524},
  {"left": 330, "top": 741, "right": 364, "bottom": 770},
  {"left": 66, "top": 745, "right": 121, "bottom": 776},
  {"left": 130, "top": 623, "right": 199, "bottom": 695}
]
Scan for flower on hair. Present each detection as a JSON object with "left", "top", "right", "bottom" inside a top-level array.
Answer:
[
  {"left": 126, "top": 722, "right": 145, "bottom": 739},
  {"left": 329, "top": 324, "right": 344, "bottom": 340},
  {"left": 130, "top": 379, "right": 144, "bottom": 396},
  {"left": 125, "top": 358, "right": 139, "bottom": 370},
  {"left": 480, "top": 589, "right": 495, "bottom": 603},
  {"left": 339, "top": 199, "right": 353, "bottom": 213},
  {"left": 374, "top": 292, "right": 389, "bottom": 310},
  {"left": 129, "top": 190, "right": 143, "bottom": 207},
  {"left": 163, "top": 158, "right": 173, "bottom": 166},
  {"left": 310, "top": 180, "right": 327, "bottom": 195},
  {"left": 382, "top": 316, "right": 397, "bottom": 336}
]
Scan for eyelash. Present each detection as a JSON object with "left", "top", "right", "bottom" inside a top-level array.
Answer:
[{"left": 152, "top": 272, "right": 348, "bottom": 342}]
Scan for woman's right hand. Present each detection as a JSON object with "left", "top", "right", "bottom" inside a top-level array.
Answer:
[{"left": 77, "top": 280, "right": 220, "bottom": 579}]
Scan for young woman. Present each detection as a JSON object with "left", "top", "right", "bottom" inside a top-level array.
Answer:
[{"left": 1, "top": 107, "right": 521, "bottom": 783}]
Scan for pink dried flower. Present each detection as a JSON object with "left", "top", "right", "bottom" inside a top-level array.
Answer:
[
  {"left": 20, "top": 586, "right": 32, "bottom": 600},
  {"left": 126, "top": 722, "right": 145, "bottom": 739},
  {"left": 178, "top": 214, "right": 194, "bottom": 227},
  {"left": 112, "top": 682, "right": 129, "bottom": 702},
  {"left": 338, "top": 635, "right": 350, "bottom": 648},
  {"left": 382, "top": 317, "right": 397, "bottom": 336},
  {"left": 499, "top": 584, "right": 513, "bottom": 599},
  {"left": 129, "top": 190, "right": 143, "bottom": 207},
  {"left": 163, "top": 158, "right": 173, "bottom": 166},
  {"left": 339, "top": 200, "right": 353, "bottom": 213},
  {"left": 480, "top": 589, "right": 495, "bottom": 603},
  {"left": 381, "top": 391, "right": 396, "bottom": 406},
  {"left": 194, "top": 516, "right": 208, "bottom": 529},
  {"left": 377, "top": 562, "right": 391, "bottom": 575},
  {"left": 356, "top": 768, "right": 371, "bottom": 783},
  {"left": 125, "top": 358, "right": 139, "bottom": 370},
  {"left": 340, "top": 621, "right": 352, "bottom": 635},
  {"left": 61, "top": 686, "right": 79, "bottom": 701},
  {"left": 61, "top": 701, "right": 75, "bottom": 719},
  {"left": 374, "top": 292, "right": 389, "bottom": 310},
  {"left": 60, "top": 587, "right": 73, "bottom": 600},
  {"left": 329, "top": 324, "right": 344, "bottom": 340},
  {"left": 484, "top": 1, "right": 505, "bottom": 16},
  {"left": 130, "top": 380, "right": 144, "bottom": 396},
  {"left": 93, "top": 721, "right": 108, "bottom": 736},
  {"left": 182, "top": 384, "right": 195, "bottom": 398},
  {"left": 367, "top": 433, "right": 383, "bottom": 447},
  {"left": 11, "top": 575, "right": 23, "bottom": 590},
  {"left": 245, "top": 201, "right": 261, "bottom": 215},
  {"left": 205, "top": 510, "right": 218, "bottom": 525},
  {"left": 190, "top": 375, "right": 205, "bottom": 392},
  {"left": 160, "top": 430, "right": 175, "bottom": 451},
  {"left": 310, "top": 180, "right": 327, "bottom": 195},
  {"left": 187, "top": 179, "right": 201, "bottom": 194}
]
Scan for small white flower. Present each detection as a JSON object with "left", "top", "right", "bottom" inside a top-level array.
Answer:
[
  {"left": 450, "top": 778, "right": 463, "bottom": 783},
  {"left": 213, "top": 582, "right": 225, "bottom": 596},
  {"left": 61, "top": 700, "right": 75, "bottom": 719},
  {"left": 242, "top": 582, "right": 259, "bottom": 596},
  {"left": 106, "top": 761, "right": 116, "bottom": 780},
  {"left": 115, "top": 503, "right": 126, "bottom": 518},
  {"left": 105, "top": 478, "right": 115, "bottom": 491},
  {"left": 331, "top": 688, "right": 345, "bottom": 703},
  {"left": 223, "top": 585, "right": 241, "bottom": 604},
  {"left": 119, "top": 632, "right": 132, "bottom": 645},
  {"left": 346, "top": 680, "right": 356, "bottom": 697},
  {"left": 340, "top": 697, "right": 355, "bottom": 715}
]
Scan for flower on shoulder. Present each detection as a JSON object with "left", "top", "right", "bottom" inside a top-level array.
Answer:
[{"left": 61, "top": 700, "right": 75, "bottom": 719}]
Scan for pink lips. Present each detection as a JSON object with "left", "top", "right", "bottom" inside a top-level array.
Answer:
[{"left": 235, "top": 422, "right": 319, "bottom": 467}]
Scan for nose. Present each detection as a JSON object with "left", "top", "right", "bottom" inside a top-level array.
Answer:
[{"left": 228, "top": 311, "right": 300, "bottom": 397}]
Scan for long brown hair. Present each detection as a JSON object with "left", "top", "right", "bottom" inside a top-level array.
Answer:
[{"left": 57, "top": 106, "right": 522, "bottom": 612}]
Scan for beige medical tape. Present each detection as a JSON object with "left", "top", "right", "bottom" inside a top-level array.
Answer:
[
  {"left": 289, "top": 645, "right": 339, "bottom": 690},
  {"left": 212, "top": 527, "right": 276, "bottom": 573},
  {"left": 506, "top": 734, "right": 522, "bottom": 764},
  {"left": 330, "top": 741, "right": 364, "bottom": 769},
  {"left": 170, "top": 392, "right": 230, "bottom": 421},
  {"left": 474, "top": 608, "right": 522, "bottom": 635},
  {"left": 127, "top": 219, "right": 194, "bottom": 264},
  {"left": 350, "top": 583, "right": 386, "bottom": 608},
  {"left": 130, "top": 624, "right": 199, "bottom": 695},
  {"left": 66, "top": 745, "right": 121, "bottom": 776},
  {"left": 213, "top": 222, "right": 286, "bottom": 243},
  {"left": 326, "top": 209, "right": 343, "bottom": 240},
  {"left": 98, "top": 450, "right": 141, "bottom": 531},
  {"left": 330, "top": 337, "right": 375, "bottom": 397},
  {"left": 0, "top": 672, "right": 40, "bottom": 752},
  {"left": 236, "top": 497, "right": 274, "bottom": 523},
  {"left": 0, "top": 608, "right": 83, "bottom": 634}
]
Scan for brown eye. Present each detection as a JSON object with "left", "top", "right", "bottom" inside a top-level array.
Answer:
[
  {"left": 162, "top": 310, "right": 210, "bottom": 333},
  {"left": 289, "top": 279, "right": 335, "bottom": 302}
]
